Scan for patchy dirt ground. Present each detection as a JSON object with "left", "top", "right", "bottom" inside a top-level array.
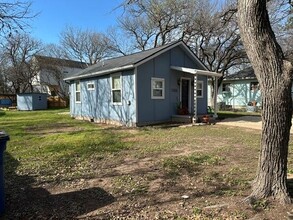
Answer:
[
  {"left": 3, "top": 122, "right": 293, "bottom": 219},
  {"left": 217, "top": 116, "right": 293, "bottom": 134}
]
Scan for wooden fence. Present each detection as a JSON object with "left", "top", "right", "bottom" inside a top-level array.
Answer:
[{"left": 47, "top": 96, "right": 68, "bottom": 108}]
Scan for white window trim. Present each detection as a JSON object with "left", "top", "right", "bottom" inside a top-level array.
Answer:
[
  {"left": 197, "top": 80, "right": 204, "bottom": 98},
  {"left": 111, "top": 73, "right": 122, "bottom": 105},
  {"left": 87, "top": 82, "right": 95, "bottom": 91},
  {"left": 151, "top": 77, "right": 165, "bottom": 99},
  {"left": 75, "top": 81, "right": 81, "bottom": 103}
]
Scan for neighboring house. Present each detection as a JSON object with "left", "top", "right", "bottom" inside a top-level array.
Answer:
[
  {"left": 208, "top": 67, "right": 261, "bottom": 109},
  {"left": 64, "top": 41, "right": 221, "bottom": 126},
  {"left": 31, "top": 55, "right": 87, "bottom": 97}
]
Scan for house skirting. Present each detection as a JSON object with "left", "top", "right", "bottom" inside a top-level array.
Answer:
[
  {"left": 172, "top": 114, "right": 215, "bottom": 124},
  {"left": 73, "top": 115, "right": 215, "bottom": 127},
  {"left": 72, "top": 115, "right": 136, "bottom": 127}
]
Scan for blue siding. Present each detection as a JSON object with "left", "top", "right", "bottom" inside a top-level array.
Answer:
[
  {"left": 70, "top": 70, "right": 136, "bottom": 126},
  {"left": 196, "top": 75, "right": 208, "bottom": 114},
  {"left": 137, "top": 46, "right": 208, "bottom": 125},
  {"left": 70, "top": 44, "right": 209, "bottom": 126},
  {"left": 208, "top": 80, "right": 262, "bottom": 108},
  {"left": 17, "top": 93, "right": 47, "bottom": 110}
]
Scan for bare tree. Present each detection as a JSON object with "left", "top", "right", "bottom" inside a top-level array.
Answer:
[
  {"left": 42, "top": 43, "right": 69, "bottom": 59},
  {"left": 119, "top": 0, "right": 200, "bottom": 49},
  {"left": 119, "top": 0, "right": 247, "bottom": 89},
  {"left": 0, "top": 1, "right": 35, "bottom": 36},
  {"left": 118, "top": 0, "right": 247, "bottom": 107},
  {"left": 105, "top": 27, "right": 134, "bottom": 56},
  {"left": 186, "top": 0, "right": 247, "bottom": 90},
  {"left": 238, "top": 0, "right": 293, "bottom": 204},
  {"left": 60, "top": 26, "right": 113, "bottom": 65},
  {"left": 0, "top": 33, "right": 43, "bottom": 93},
  {"left": 37, "top": 63, "right": 69, "bottom": 100}
]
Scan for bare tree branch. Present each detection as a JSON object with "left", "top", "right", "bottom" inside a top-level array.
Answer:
[
  {"left": 59, "top": 26, "right": 113, "bottom": 65},
  {"left": 0, "top": 1, "right": 37, "bottom": 36}
]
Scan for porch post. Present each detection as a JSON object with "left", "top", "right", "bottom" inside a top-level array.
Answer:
[
  {"left": 213, "top": 76, "right": 218, "bottom": 118},
  {"left": 193, "top": 74, "right": 197, "bottom": 123}
]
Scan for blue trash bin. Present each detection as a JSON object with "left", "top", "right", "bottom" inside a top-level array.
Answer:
[{"left": 0, "top": 131, "right": 9, "bottom": 215}]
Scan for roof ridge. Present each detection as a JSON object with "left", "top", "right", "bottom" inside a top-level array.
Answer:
[
  {"left": 34, "top": 55, "right": 88, "bottom": 65},
  {"left": 99, "top": 40, "right": 182, "bottom": 63}
]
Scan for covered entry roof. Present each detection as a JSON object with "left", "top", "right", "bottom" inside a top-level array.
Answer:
[{"left": 171, "top": 66, "right": 222, "bottom": 77}]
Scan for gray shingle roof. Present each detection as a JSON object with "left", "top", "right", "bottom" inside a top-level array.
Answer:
[
  {"left": 65, "top": 41, "right": 186, "bottom": 80},
  {"left": 34, "top": 55, "right": 87, "bottom": 69},
  {"left": 226, "top": 67, "right": 256, "bottom": 80}
]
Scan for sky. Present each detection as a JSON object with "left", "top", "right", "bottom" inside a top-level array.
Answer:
[{"left": 28, "top": 0, "right": 123, "bottom": 44}]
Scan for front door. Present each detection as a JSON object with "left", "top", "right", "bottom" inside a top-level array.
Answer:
[{"left": 181, "top": 79, "right": 190, "bottom": 110}]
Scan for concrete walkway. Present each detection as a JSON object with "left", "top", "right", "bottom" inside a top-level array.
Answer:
[{"left": 217, "top": 116, "right": 293, "bottom": 134}]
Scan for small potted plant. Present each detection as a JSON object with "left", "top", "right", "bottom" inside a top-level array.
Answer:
[
  {"left": 177, "top": 102, "right": 189, "bottom": 115},
  {"left": 202, "top": 115, "right": 210, "bottom": 123}
]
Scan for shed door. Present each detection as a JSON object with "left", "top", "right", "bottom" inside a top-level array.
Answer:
[{"left": 181, "top": 79, "right": 190, "bottom": 110}]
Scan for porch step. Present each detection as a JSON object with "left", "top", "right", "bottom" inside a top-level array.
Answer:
[
  {"left": 171, "top": 115, "right": 193, "bottom": 123},
  {"left": 172, "top": 114, "right": 216, "bottom": 124}
]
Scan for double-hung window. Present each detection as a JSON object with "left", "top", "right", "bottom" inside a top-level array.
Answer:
[
  {"left": 151, "top": 78, "right": 165, "bottom": 99},
  {"left": 75, "top": 81, "right": 81, "bottom": 103},
  {"left": 196, "top": 81, "right": 203, "bottom": 98},
  {"left": 111, "top": 74, "right": 122, "bottom": 104}
]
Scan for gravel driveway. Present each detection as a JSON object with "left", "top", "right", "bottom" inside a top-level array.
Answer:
[{"left": 217, "top": 116, "right": 293, "bottom": 134}]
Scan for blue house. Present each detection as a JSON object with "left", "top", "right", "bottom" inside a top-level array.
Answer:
[
  {"left": 208, "top": 67, "right": 261, "bottom": 110},
  {"left": 64, "top": 41, "right": 221, "bottom": 126}
]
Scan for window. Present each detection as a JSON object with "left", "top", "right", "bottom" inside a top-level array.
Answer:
[
  {"left": 197, "top": 81, "right": 203, "bottom": 98},
  {"left": 111, "top": 74, "right": 122, "bottom": 104},
  {"left": 75, "top": 81, "right": 81, "bottom": 103},
  {"left": 250, "top": 82, "right": 259, "bottom": 90},
  {"left": 87, "top": 82, "right": 95, "bottom": 90},
  {"left": 151, "top": 78, "right": 165, "bottom": 99},
  {"left": 222, "top": 83, "right": 231, "bottom": 92}
]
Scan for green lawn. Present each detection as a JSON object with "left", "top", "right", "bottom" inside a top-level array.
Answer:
[
  {"left": 0, "top": 109, "right": 292, "bottom": 219},
  {"left": 1, "top": 109, "right": 134, "bottom": 183},
  {"left": 217, "top": 110, "right": 261, "bottom": 119}
]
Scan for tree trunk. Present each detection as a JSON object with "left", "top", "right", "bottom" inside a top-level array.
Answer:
[{"left": 237, "top": 0, "right": 293, "bottom": 203}]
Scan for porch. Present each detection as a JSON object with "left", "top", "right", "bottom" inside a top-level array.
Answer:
[{"left": 170, "top": 66, "right": 222, "bottom": 124}]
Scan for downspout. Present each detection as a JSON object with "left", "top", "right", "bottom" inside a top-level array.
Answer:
[
  {"left": 134, "top": 67, "right": 138, "bottom": 126},
  {"left": 213, "top": 76, "right": 218, "bottom": 118}
]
